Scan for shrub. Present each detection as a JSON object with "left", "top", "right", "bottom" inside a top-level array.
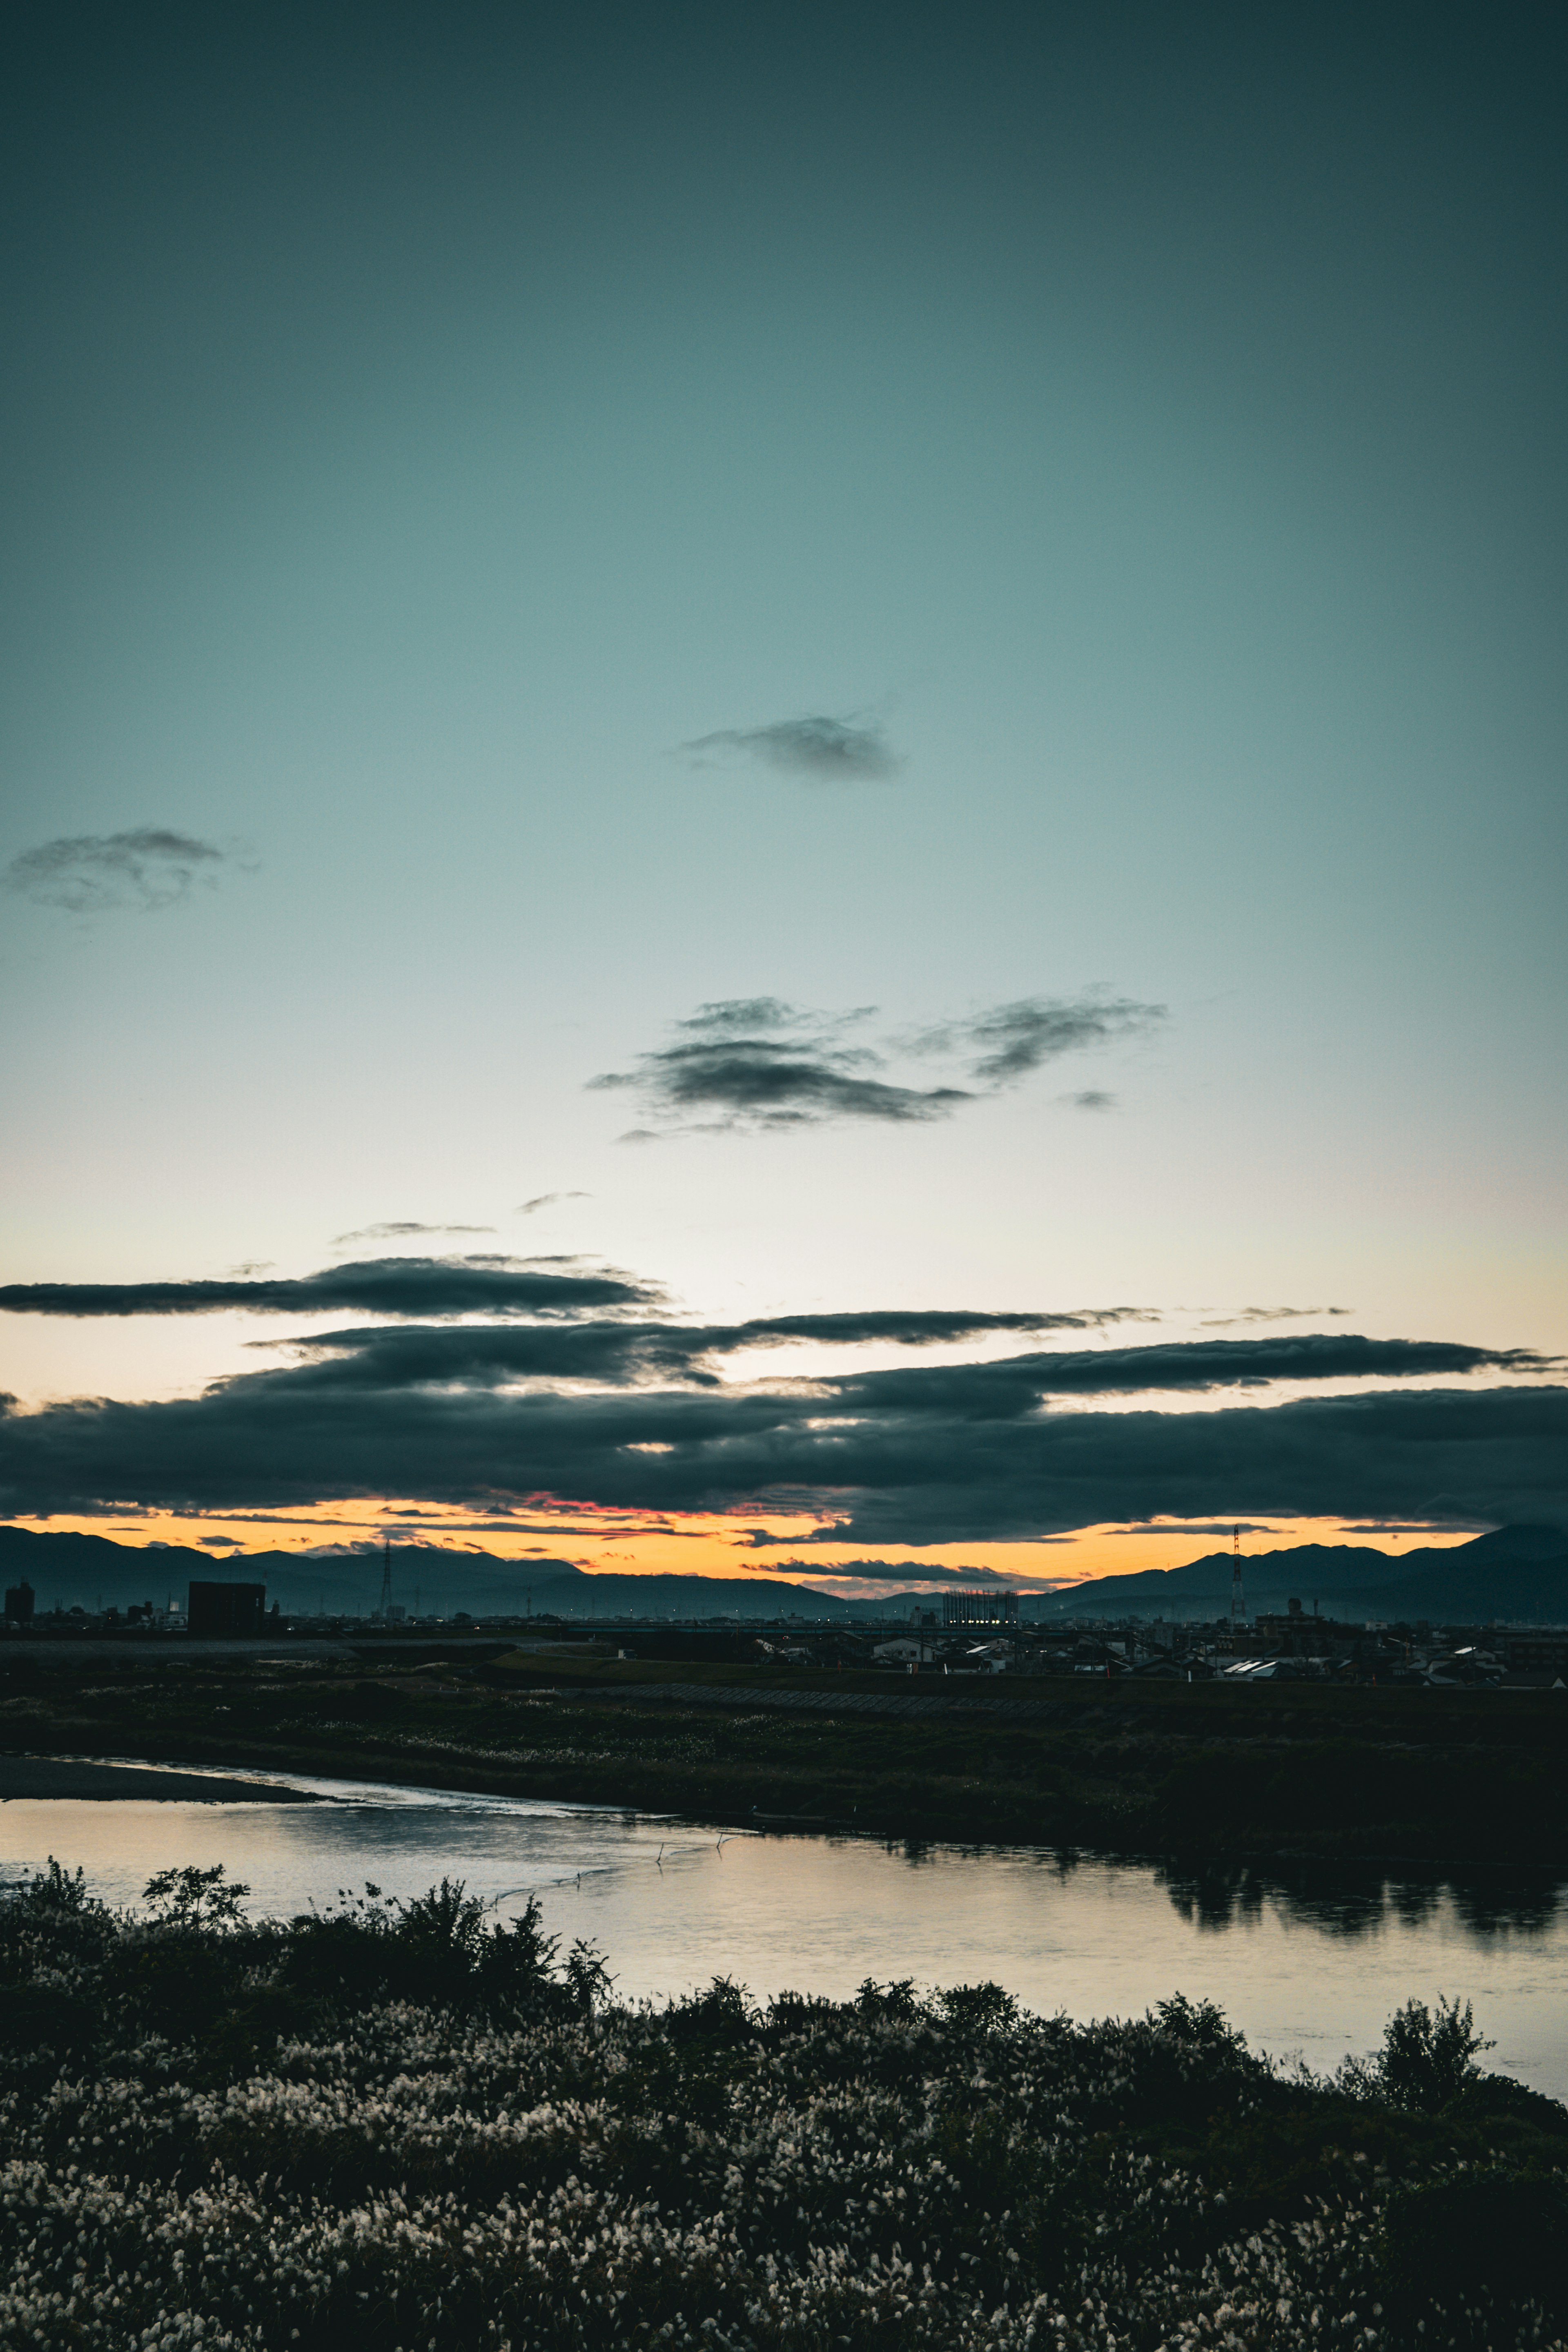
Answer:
[
  {"left": 1340, "top": 1993, "right": 1494, "bottom": 2112},
  {"left": 0, "top": 1863, "right": 1564, "bottom": 2351},
  {"left": 143, "top": 1863, "right": 252, "bottom": 1929}
]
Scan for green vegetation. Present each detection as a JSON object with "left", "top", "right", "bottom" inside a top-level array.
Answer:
[
  {"left": 0, "top": 1862, "right": 1564, "bottom": 2348},
  {"left": 2, "top": 1644, "right": 1566, "bottom": 1864}
]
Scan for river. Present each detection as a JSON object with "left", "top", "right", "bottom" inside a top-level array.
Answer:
[{"left": 4, "top": 1764, "right": 1564, "bottom": 2094}]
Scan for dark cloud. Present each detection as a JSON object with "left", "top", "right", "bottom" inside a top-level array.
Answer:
[
  {"left": 1066, "top": 1090, "right": 1116, "bottom": 1111},
  {"left": 517, "top": 1193, "right": 591, "bottom": 1215},
  {"left": 726, "top": 1306, "right": 1154, "bottom": 1349},
  {"left": 592, "top": 991, "right": 1162, "bottom": 1134},
  {"left": 256, "top": 1304, "right": 1159, "bottom": 1392},
  {"left": 822, "top": 1334, "right": 1554, "bottom": 1416},
  {"left": 0, "top": 1256, "right": 655, "bottom": 1320},
  {"left": 332, "top": 1222, "right": 496, "bottom": 1244},
  {"left": 0, "top": 1312, "right": 1558, "bottom": 1534},
  {"left": 680, "top": 716, "right": 900, "bottom": 780},
  {"left": 4, "top": 828, "right": 236, "bottom": 913},
  {"left": 768, "top": 1558, "right": 1026, "bottom": 1586},
  {"left": 592, "top": 999, "right": 969, "bottom": 1130},
  {"left": 912, "top": 992, "right": 1167, "bottom": 1084},
  {"left": 266, "top": 1320, "right": 692, "bottom": 1390},
  {"left": 2, "top": 1374, "right": 1562, "bottom": 1537}
]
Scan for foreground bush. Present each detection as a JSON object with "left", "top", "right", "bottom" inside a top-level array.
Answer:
[{"left": 0, "top": 1864, "right": 1564, "bottom": 2350}]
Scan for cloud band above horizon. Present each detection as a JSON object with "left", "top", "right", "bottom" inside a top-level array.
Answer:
[{"left": 0, "top": 1260, "right": 1558, "bottom": 1534}]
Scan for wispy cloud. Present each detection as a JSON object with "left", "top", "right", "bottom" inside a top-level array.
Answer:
[
  {"left": 767, "top": 1558, "right": 1029, "bottom": 1587},
  {"left": 1200, "top": 1306, "right": 1353, "bottom": 1328},
  {"left": 252, "top": 1303, "right": 1162, "bottom": 1392},
  {"left": 4, "top": 828, "right": 242, "bottom": 913},
  {"left": 1337, "top": 1518, "right": 1488, "bottom": 1534},
  {"left": 332, "top": 1222, "right": 496, "bottom": 1245},
  {"left": 0, "top": 1255, "right": 656, "bottom": 1321},
  {"left": 593, "top": 990, "right": 1165, "bottom": 1135},
  {"left": 1100, "top": 1520, "right": 1283, "bottom": 1538},
  {"left": 517, "top": 1193, "right": 591, "bottom": 1216},
  {"left": 910, "top": 992, "right": 1166, "bottom": 1083},
  {"left": 591, "top": 999, "right": 968, "bottom": 1132},
  {"left": 679, "top": 715, "right": 900, "bottom": 781}
]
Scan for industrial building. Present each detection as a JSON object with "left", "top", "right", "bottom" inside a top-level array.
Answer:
[{"left": 942, "top": 1591, "right": 1020, "bottom": 1629}]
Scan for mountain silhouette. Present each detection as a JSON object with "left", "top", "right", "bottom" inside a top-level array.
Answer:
[
  {"left": 0, "top": 1527, "right": 857, "bottom": 1621},
  {"left": 2, "top": 1523, "right": 1564, "bottom": 1627},
  {"left": 1030, "top": 1525, "right": 1568, "bottom": 1622}
]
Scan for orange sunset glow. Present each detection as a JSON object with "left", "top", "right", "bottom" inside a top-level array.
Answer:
[{"left": 15, "top": 1500, "right": 1488, "bottom": 1598}]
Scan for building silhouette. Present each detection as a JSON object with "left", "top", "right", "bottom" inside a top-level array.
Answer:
[
  {"left": 942, "top": 1591, "right": 1020, "bottom": 1629},
  {"left": 187, "top": 1581, "right": 266, "bottom": 1637}
]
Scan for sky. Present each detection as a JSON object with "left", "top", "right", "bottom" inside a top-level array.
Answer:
[{"left": 1, "top": 1, "right": 1564, "bottom": 1595}]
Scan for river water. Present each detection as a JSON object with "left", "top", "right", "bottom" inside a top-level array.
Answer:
[{"left": 3, "top": 1765, "right": 1564, "bottom": 2096}]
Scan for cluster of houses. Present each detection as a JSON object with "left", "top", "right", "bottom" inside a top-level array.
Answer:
[
  {"left": 4, "top": 1572, "right": 1564, "bottom": 1690},
  {"left": 759, "top": 1606, "right": 1568, "bottom": 1689}
]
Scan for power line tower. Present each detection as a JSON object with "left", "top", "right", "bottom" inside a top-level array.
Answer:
[
  {"left": 378, "top": 1535, "right": 393, "bottom": 1623},
  {"left": 1229, "top": 1524, "right": 1245, "bottom": 1627}
]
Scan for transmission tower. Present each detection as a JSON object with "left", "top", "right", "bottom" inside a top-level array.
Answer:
[
  {"left": 1229, "top": 1524, "right": 1245, "bottom": 1626},
  {"left": 378, "top": 1535, "right": 393, "bottom": 1623}
]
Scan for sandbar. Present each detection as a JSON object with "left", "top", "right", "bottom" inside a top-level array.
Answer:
[{"left": 0, "top": 1756, "right": 317, "bottom": 1803}]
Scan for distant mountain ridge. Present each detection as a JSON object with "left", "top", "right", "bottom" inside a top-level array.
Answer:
[
  {"left": 1031, "top": 1525, "right": 1568, "bottom": 1623},
  {"left": 2, "top": 1522, "right": 1565, "bottom": 1627},
  {"left": 0, "top": 1527, "right": 859, "bottom": 1621}
]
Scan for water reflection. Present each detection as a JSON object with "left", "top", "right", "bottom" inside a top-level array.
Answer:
[
  {"left": 1447, "top": 1877, "right": 1565, "bottom": 1936},
  {"left": 2, "top": 1768, "right": 1564, "bottom": 2094},
  {"left": 1390, "top": 1881, "right": 1443, "bottom": 1928},
  {"left": 1157, "top": 1855, "right": 1565, "bottom": 1941}
]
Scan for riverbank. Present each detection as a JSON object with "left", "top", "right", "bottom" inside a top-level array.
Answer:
[
  {"left": 0, "top": 1755, "right": 319, "bottom": 1801},
  {"left": 1, "top": 1862, "right": 1565, "bottom": 2351},
  {"left": 2, "top": 1643, "right": 1564, "bottom": 1864}
]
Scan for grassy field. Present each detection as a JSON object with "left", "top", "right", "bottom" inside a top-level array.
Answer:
[{"left": 1, "top": 1641, "right": 1565, "bottom": 1865}]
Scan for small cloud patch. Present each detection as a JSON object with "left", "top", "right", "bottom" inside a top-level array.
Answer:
[
  {"left": 5, "top": 828, "right": 239, "bottom": 913},
  {"left": 1200, "top": 1305, "right": 1353, "bottom": 1329},
  {"left": 591, "top": 999, "right": 968, "bottom": 1133},
  {"left": 332, "top": 1222, "right": 496, "bottom": 1246},
  {"left": 681, "top": 715, "right": 900, "bottom": 781},
  {"left": 911, "top": 992, "right": 1166, "bottom": 1084}
]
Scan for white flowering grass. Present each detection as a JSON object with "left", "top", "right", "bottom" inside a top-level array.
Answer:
[{"left": 0, "top": 1866, "right": 1564, "bottom": 2350}]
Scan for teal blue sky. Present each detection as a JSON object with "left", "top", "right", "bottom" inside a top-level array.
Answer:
[{"left": 1, "top": 4, "right": 1564, "bottom": 1561}]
